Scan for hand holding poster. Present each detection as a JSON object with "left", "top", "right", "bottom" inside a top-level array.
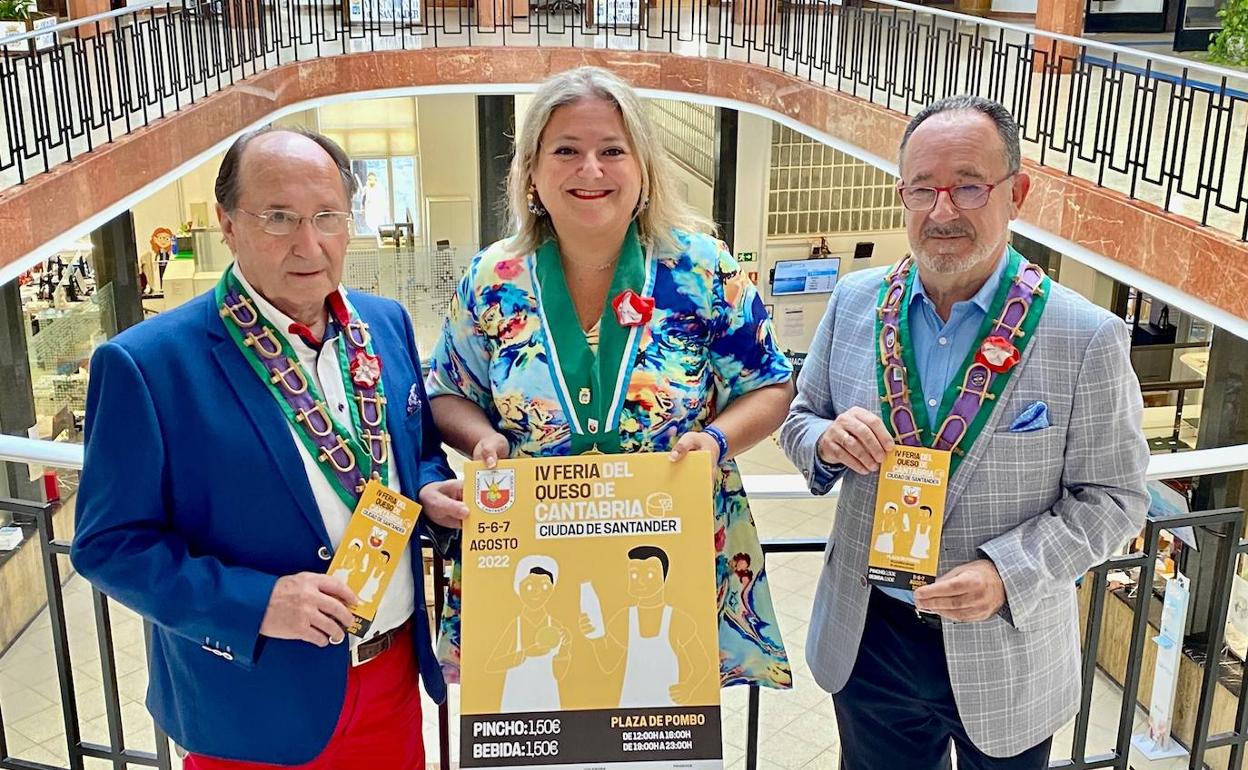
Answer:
[{"left": 460, "top": 452, "right": 723, "bottom": 769}]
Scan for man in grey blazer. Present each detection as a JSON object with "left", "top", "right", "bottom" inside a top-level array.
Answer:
[{"left": 780, "top": 95, "right": 1149, "bottom": 768}]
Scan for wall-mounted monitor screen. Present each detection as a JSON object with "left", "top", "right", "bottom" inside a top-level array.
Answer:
[{"left": 771, "top": 257, "right": 841, "bottom": 296}]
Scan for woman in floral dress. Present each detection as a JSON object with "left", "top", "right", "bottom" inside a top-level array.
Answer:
[{"left": 427, "top": 66, "right": 796, "bottom": 692}]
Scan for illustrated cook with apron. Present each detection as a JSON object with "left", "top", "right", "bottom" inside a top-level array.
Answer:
[{"left": 499, "top": 555, "right": 566, "bottom": 713}]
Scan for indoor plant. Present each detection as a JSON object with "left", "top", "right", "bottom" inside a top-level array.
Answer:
[{"left": 0, "top": 0, "right": 58, "bottom": 54}]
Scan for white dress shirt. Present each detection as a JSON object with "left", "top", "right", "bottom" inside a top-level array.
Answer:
[{"left": 234, "top": 267, "right": 415, "bottom": 650}]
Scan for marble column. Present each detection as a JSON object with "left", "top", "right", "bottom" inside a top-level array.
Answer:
[
  {"left": 955, "top": 0, "right": 992, "bottom": 15},
  {"left": 1192, "top": 329, "right": 1248, "bottom": 512},
  {"left": 732, "top": 0, "right": 776, "bottom": 28},
  {"left": 478, "top": 0, "right": 526, "bottom": 28},
  {"left": 477, "top": 95, "right": 515, "bottom": 248},
  {"left": 1182, "top": 328, "right": 1248, "bottom": 635},
  {"left": 1033, "top": 0, "right": 1085, "bottom": 74},
  {"left": 223, "top": 0, "right": 264, "bottom": 29},
  {"left": 66, "top": 0, "right": 112, "bottom": 38},
  {"left": 0, "top": 279, "right": 40, "bottom": 501},
  {"left": 712, "top": 107, "right": 739, "bottom": 254},
  {"left": 1010, "top": 233, "right": 1059, "bottom": 277},
  {"left": 90, "top": 211, "right": 145, "bottom": 337}
]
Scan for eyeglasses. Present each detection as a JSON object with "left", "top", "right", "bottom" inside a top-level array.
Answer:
[
  {"left": 235, "top": 208, "right": 353, "bottom": 236},
  {"left": 896, "top": 174, "right": 1016, "bottom": 212}
]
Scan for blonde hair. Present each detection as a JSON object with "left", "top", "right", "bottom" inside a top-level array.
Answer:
[{"left": 505, "top": 66, "right": 715, "bottom": 256}]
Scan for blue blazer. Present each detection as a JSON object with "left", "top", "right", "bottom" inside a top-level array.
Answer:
[{"left": 71, "top": 289, "right": 454, "bottom": 764}]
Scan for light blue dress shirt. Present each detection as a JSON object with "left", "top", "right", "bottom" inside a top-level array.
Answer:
[{"left": 881, "top": 250, "right": 1009, "bottom": 605}]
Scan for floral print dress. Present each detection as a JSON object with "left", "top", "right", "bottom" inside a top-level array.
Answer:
[{"left": 426, "top": 228, "right": 794, "bottom": 690}]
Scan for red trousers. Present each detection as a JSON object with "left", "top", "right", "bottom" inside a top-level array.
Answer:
[{"left": 184, "top": 626, "right": 425, "bottom": 770}]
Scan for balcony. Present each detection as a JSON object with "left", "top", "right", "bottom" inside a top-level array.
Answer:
[{"left": 0, "top": 0, "right": 1247, "bottom": 328}]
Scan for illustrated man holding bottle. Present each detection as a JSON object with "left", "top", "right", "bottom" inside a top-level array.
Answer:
[{"left": 580, "top": 545, "right": 710, "bottom": 707}]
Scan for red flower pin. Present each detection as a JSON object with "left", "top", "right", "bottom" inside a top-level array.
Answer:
[
  {"left": 612, "top": 290, "right": 655, "bottom": 327},
  {"left": 976, "top": 335, "right": 1020, "bottom": 374},
  {"left": 349, "top": 350, "right": 383, "bottom": 388}
]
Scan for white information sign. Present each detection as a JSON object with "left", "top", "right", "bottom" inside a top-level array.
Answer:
[
  {"left": 348, "top": 0, "right": 421, "bottom": 25},
  {"left": 593, "top": 0, "right": 639, "bottom": 26}
]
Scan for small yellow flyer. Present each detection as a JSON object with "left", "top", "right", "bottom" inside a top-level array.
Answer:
[
  {"left": 326, "top": 479, "right": 420, "bottom": 637},
  {"left": 460, "top": 452, "right": 723, "bottom": 770},
  {"left": 867, "top": 446, "right": 951, "bottom": 590}
]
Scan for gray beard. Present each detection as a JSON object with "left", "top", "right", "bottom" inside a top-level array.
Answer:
[{"left": 913, "top": 239, "right": 995, "bottom": 275}]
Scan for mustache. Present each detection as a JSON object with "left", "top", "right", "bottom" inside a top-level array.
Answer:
[{"left": 922, "top": 224, "right": 975, "bottom": 239}]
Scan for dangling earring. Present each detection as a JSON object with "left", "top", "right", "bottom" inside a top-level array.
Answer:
[
  {"left": 632, "top": 196, "right": 649, "bottom": 218},
  {"left": 527, "top": 185, "right": 547, "bottom": 217}
]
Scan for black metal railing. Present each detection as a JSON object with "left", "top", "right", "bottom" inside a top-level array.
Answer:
[
  {"left": 1060, "top": 506, "right": 1248, "bottom": 770},
  {"left": 4, "top": 492, "right": 1248, "bottom": 770},
  {"left": 746, "top": 510, "right": 1248, "bottom": 770},
  {"left": 0, "top": 496, "right": 169, "bottom": 770},
  {"left": 0, "top": 492, "right": 449, "bottom": 770},
  {"left": 1, "top": 0, "right": 1247, "bottom": 247}
]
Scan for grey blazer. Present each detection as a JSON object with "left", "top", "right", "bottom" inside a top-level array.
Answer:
[{"left": 779, "top": 264, "right": 1149, "bottom": 757}]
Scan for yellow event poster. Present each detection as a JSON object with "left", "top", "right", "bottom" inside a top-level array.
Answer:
[
  {"left": 325, "top": 479, "right": 420, "bottom": 637},
  {"left": 867, "top": 446, "right": 951, "bottom": 590},
  {"left": 460, "top": 452, "right": 723, "bottom": 770}
]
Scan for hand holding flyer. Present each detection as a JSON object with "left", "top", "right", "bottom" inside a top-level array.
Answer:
[
  {"left": 867, "top": 446, "right": 951, "bottom": 591},
  {"left": 324, "top": 479, "right": 420, "bottom": 637}
]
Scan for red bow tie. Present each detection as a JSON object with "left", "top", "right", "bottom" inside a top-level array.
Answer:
[{"left": 288, "top": 322, "right": 321, "bottom": 348}]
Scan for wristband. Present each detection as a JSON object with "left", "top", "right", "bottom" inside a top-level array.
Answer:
[{"left": 701, "top": 425, "right": 729, "bottom": 463}]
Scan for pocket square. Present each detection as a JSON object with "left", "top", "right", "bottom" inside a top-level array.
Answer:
[
  {"left": 407, "top": 383, "right": 422, "bottom": 416},
  {"left": 1009, "top": 401, "right": 1050, "bottom": 432}
]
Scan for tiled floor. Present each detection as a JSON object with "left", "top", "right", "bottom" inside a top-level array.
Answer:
[{"left": 0, "top": 439, "right": 1197, "bottom": 769}]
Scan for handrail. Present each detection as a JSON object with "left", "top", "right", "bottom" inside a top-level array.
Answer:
[
  {"left": 0, "top": 435, "right": 87, "bottom": 469},
  {"left": 3, "top": 435, "right": 1244, "bottom": 489},
  {"left": 0, "top": 0, "right": 1238, "bottom": 83},
  {"left": 862, "top": 0, "right": 1248, "bottom": 84},
  {"left": 3, "top": 0, "right": 1244, "bottom": 83},
  {"left": 0, "top": 0, "right": 173, "bottom": 45},
  {"left": 1143, "top": 443, "right": 1248, "bottom": 480},
  {"left": 2, "top": 0, "right": 1247, "bottom": 264}
]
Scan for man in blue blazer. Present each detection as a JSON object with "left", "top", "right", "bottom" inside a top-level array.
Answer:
[{"left": 71, "top": 127, "right": 468, "bottom": 768}]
